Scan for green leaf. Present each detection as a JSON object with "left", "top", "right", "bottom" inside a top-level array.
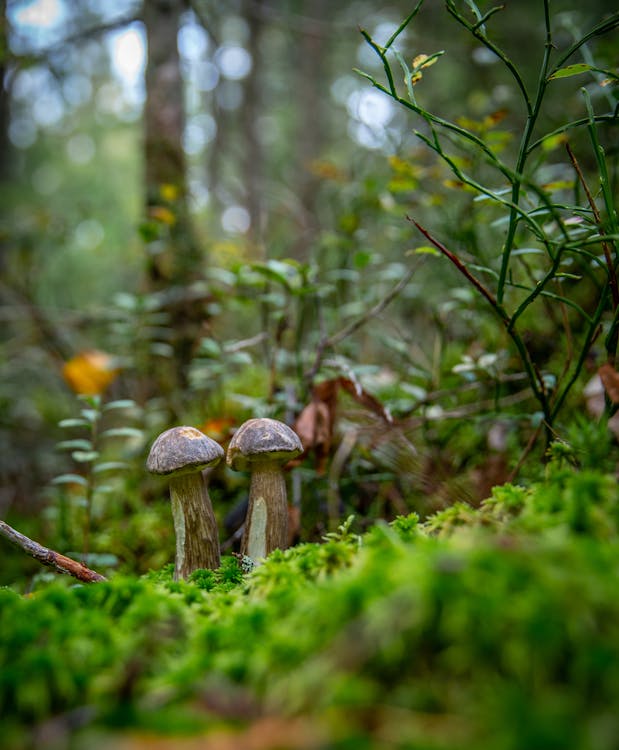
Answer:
[
  {"left": 94, "top": 484, "right": 115, "bottom": 494},
  {"left": 103, "top": 399, "right": 138, "bottom": 412},
  {"left": 101, "top": 427, "right": 144, "bottom": 440},
  {"left": 407, "top": 245, "right": 440, "bottom": 256},
  {"left": 72, "top": 450, "right": 100, "bottom": 463},
  {"left": 93, "top": 461, "right": 130, "bottom": 474},
  {"left": 353, "top": 250, "right": 374, "bottom": 269},
  {"left": 549, "top": 63, "right": 593, "bottom": 80},
  {"left": 469, "top": 264, "right": 499, "bottom": 280},
  {"left": 227, "top": 351, "right": 253, "bottom": 366},
  {"left": 80, "top": 409, "right": 100, "bottom": 423},
  {"left": 197, "top": 338, "right": 222, "bottom": 358},
  {"left": 57, "top": 439, "right": 93, "bottom": 452},
  {"left": 150, "top": 342, "right": 174, "bottom": 357},
  {"left": 250, "top": 260, "right": 296, "bottom": 291},
  {"left": 58, "top": 418, "right": 89, "bottom": 429},
  {"left": 82, "top": 552, "right": 118, "bottom": 566},
  {"left": 51, "top": 474, "right": 88, "bottom": 487},
  {"left": 512, "top": 247, "right": 544, "bottom": 257}
]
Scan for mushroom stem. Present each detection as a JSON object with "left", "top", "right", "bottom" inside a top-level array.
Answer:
[
  {"left": 170, "top": 472, "right": 220, "bottom": 580},
  {"left": 242, "top": 462, "right": 288, "bottom": 561}
]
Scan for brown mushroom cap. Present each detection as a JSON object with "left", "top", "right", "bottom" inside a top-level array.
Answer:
[
  {"left": 147, "top": 426, "right": 224, "bottom": 477},
  {"left": 226, "top": 418, "right": 302, "bottom": 472}
]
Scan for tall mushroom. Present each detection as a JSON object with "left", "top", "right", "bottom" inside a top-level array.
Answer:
[
  {"left": 147, "top": 426, "right": 223, "bottom": 579},
  {"left": 226, "top": 418, "right": 302, "bottom": 563}
]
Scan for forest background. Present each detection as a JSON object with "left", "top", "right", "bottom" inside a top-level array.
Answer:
[{"left": 1, "top": 0, "right": 618, "bottom": 586}]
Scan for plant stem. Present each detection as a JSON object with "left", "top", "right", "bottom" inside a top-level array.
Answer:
[
  {"left": 566, "top": 141, "right": 619, "bottom": 312},
  {"left": 497, "top": 0, "right": 553, "bottom": 304},
  {"left": 411, "top": 219, "right": 550, "bottom": 423},
  {"left": 305, "top": 259, "right": 424, "bottom": 383}
]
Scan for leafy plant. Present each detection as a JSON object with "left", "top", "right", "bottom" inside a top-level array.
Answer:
[
  {"left": 50, "top": 394, "right": 144, "bottom": 561},
  {"left": 357, "top": 1, "right": 619, "bottom": 448}
]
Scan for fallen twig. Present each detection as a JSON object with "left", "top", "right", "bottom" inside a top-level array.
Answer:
[{"left": 0, "top": 520, "right": 107, "bottom": 583}]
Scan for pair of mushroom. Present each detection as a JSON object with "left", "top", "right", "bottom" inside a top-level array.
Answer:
[{"left": 146, "top": 418, "right": 302, "bottom": 580}]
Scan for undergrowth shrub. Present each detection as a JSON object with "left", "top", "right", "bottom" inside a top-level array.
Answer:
[{"left": 358, "top": 0, "right": 619, "bottom": 448}]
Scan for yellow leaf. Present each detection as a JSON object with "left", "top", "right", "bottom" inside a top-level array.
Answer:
[
  {"left": 388, "top": 155, "right": 410, "bottom": 173},
  {"left": 148, "top": 206, "right": 177, "bottom": 225},
  {"left": 483, "top": 108, "right": 508, "bottom": 127},
  {"left": 412, "top": 53, "right": 439, "bottom": 71},
  {"left": 63, "top": 350, "right": 119, "bottom": 395},
  {"left": 456, "top": 115, "right": 482, "bottom": 133},
  {"left": 308, "top": 160, "right": 347, "bottom": 182},
  {"left": 159, "top": 183, "right": 180, "bottom": 202},
  {"left": 542, "top": 180, "right": 574, "bottom": 192},
  {"left": 388, "top": 177, "right": 419, "bottom": 193},
  {"left": 542, "top": 133, "right": 568, "bottom": 152},
  {"left": 443, "top": 179, "right": 476, "bottom": 192},
  {"left": 410, "top": 53, "right": 440, "bottom": 85},
  {"left": 388, "top": 156, "right": 425, "bottom": 179}
]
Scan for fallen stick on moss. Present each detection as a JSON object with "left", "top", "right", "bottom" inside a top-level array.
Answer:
[{"left": 0, "top": 519, "right": 107, "bottom": 583}]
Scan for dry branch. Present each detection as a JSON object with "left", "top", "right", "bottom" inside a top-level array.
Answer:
[{"left": 0, "top": 520, "right": 107, "bottom": 583}]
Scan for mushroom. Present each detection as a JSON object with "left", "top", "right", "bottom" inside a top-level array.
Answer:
[
  {"left": 147, "top": 426, "right": 223, "bottom": 579},
  {"left": 226, "top": 418, "right": 302, "bottom": 563}
]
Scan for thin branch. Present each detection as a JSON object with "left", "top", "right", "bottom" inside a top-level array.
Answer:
[
  {"left": 527, "top": 114, "right": 618, "bottom": 155},
  {"left": 402, "top": 387, "right": 535, "bottom": 430},
  {"left": 409, "top": 219, "right": 550, "bottom": 418},
  {"left": 495, "top": 0, "right": 554, "bottom": 304},
  {"left": 445, "top": 0, "right": 531, "bottom": 113},
  {"left": 550, "top": 12, "right": 619, "bottom": 73},
  {"left": 566, "top": 142, "right": 618, "bottom": 310},
  {"left": 507, "top": 418, "right": 545, "bottom": 482},
  {"left": 410, "top": 219, "right": 502, "bottom": 312},
  {"left": 0, "top": 520, "right": 107, "bottom": 583},
  {"left": 305, "top": 259, "right": 424, "bottom": 382}
]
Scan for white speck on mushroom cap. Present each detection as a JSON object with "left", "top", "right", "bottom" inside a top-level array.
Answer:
[
  {"left": 146, "top": 426, "right": 224, "bottom": 477},
  {"left": 226, "top": 418, "right": 302, "bottom": 472}
]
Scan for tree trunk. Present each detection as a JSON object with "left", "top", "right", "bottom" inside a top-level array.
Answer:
[
  {"left": 0, "top": 0, "right": 11, "bottom": 184},
  {"left": 143, "top": 0, "right": 194, "bottom": 284},
  {"left": 293, "top": 0, "right": 329, "bottom": 260},
  {"left": 241, "top": 0, "right": 264, "bottom": 249},
  {"left": 142, "top": 0, "right": 208, "bottom": 406}
]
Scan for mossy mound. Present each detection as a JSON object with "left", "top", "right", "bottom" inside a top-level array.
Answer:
[{"left": 2, "top": 469, "right": 619, "bottom": 749}]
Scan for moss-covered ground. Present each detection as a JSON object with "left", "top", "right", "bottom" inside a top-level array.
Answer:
[{"left": 3, "top": 467, "right": 619, "bottom": 749}]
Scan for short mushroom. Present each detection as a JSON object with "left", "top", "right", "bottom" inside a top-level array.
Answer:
[
  {"left": 226, "top": 418, "right": 302, "bottom": 563},
  {"left": 147, "top": 426, "right": 223, "bottom": 579}
]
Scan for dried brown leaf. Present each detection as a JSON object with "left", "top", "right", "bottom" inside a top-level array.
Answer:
[{"left": 599, "top": 362, "right": 619, "bottom": 403}]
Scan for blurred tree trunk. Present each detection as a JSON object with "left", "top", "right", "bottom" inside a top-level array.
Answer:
[
  {"left": 242, "top": 0, "right": 264, "bottom": 249},
  {"left": 0, "top": 0, "right": 12, "bottom": 278},
  {"left": 293, "top": 0, "right": 328, "bottom": 260},
  {"left": 143, "top": 0, "right": 193, "bottom": 283},
  {"left": 142, "top": 0, "right": 209, "bottom": 408},
  {"left": 0, "top": 0, "right": 11, "bottom": 184}
]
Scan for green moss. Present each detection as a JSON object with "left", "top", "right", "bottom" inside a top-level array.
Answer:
[{"left": 3, "top": 468, "right": 619, "bottom": 748}]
